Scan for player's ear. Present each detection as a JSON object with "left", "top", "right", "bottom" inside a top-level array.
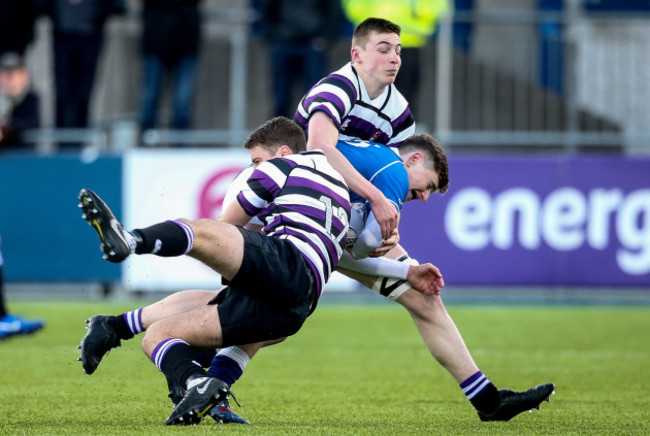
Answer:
[
  {"left": 279, "top": 145, "right": 292, "bottom": 157},
  {"left": 406, "top": 152, "right": 423, "bottom": 166},
  {"left": 351, "top": 47, "right": 361, "bottom": 64}
]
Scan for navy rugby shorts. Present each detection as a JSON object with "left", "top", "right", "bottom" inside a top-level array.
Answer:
[{"left": 209, "top": 228, "right": 317, "bottom": 346}]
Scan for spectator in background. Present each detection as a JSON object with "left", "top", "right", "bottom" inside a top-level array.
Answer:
[
  {"left": 0, "top": 0, "right": 39, "bottom": 57},
  {"left": 0, "top": 53, "right": 40, "bottom": 151},
  {"left": 36, "top": 0, "right": 125, "bottom": 142},
  {"left": 251, "top": 0, "right": 345, "bottom": 118},
  {"left": 0, "top": 234, "right": 45, "bottom": 340},
  {"left": 139, "top": 0, "right": 202, "bottom": 135},
  {"left": 342, "top": 0, "right": 449, "bottom": 114}
]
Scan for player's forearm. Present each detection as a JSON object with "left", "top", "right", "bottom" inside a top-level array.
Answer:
[
  {"left": 338, "top": 251, "right": 410, "bottom": 279},
  {"left": 307, "top": 112, "right": 384, "bottom": 204},
  {"left": 351, "top": 212, "right": 383, "bottom": 259}
]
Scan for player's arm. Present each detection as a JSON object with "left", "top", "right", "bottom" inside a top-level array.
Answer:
[
  {"left": 337, "top": 253, "right": 444, "bottom": 295},
  {"left": 223, "top": 159, "right": 286, "bottom": 228},
  {"left": 221, "top": 167, "right": 264, "bottom": 232},
  {"left": 368, "top": 228, "right": 400, "bottom": 257},
  {"left": 350, "top": 211, "right": 389, "bottom": 259},
  {"left": 218, "top": 200, "right": 252, "bottom": 227},
  {"left": 307, "top": 112, "right": 398, "bottom": 239}
]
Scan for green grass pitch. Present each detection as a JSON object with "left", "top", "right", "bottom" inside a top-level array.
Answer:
[{"left": 1, "top": 300, "right": 648, "bottom": 435}]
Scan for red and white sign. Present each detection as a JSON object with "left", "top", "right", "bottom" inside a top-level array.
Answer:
[
  {"left": 121, "top": 148, "right": 358, "bottom": 292},
  {"left": 122, "top": 149, "right": 249, "bottom": 291}
]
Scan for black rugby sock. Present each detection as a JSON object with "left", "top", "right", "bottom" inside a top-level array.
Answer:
[
  {"left": 132, "top": 220, "right": 194, "bottom": 256},
  {"left": 470, "top": 382, "right": 500, "bottom": 413},
  {"left": 106, "top": 315, "right": 134, "bottom": 340},
  {"left": 152, "top": 338, "right": 206, "bottom": 389},
  {"left": 461, "top": 371, "right": 500, "bottom": 413}
]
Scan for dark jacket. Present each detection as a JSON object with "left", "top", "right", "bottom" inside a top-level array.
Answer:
[
  {"left": 255, "top": 0, "right": 343, "bottom": 44},
  {"left": 0, "top": 90, "right": 40, "bottom": 149},
  {"left": 142, "top": 0, "right": 201, "bottom": 60},
  {"left": 34, "top": 0, "right": 126, "bottom": 37},
  {"left": 0, "top": 0, "right": 38, "bottom": 55}
]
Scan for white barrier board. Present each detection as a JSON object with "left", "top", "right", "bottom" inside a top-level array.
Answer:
[{"left": 122, "top": 149, "right": 358, "bottom": 293}]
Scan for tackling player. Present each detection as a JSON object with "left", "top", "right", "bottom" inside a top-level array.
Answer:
[
  {"left": 294, "top": 16, "right": 555, "bottom": 422},
  {"left": 77, "top": 117, "right": 444, "bottom": 424}
]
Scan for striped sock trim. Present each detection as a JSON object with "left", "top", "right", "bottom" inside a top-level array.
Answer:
[
  {"left": 123, "top": 308, "right": 144, "bottom": 335},
  {"left": 168, "top": 220, "right": 194, "bottom": 254},
  {"left": 460, "top": 371, "right": 490, "bottom": 400},
  {"left": 217, "top": 346, "right": 250, "bottom": 370},
  {"left": 151, "top": 338, "right": 189, "bottom": 372}
]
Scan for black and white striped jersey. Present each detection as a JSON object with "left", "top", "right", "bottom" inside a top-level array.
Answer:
[
  {"left": 236, "top": 151, "right": 351, "bottom": 296},
  {"left": 295, "top": 62, "right": 416, "bottom": 147}
]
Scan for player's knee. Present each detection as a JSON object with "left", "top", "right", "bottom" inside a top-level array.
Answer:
[
  {"left": 141, "top": 330, "right": 157, "bottom": 356},
  {"left": 401, "top": 291, "right": 448, "bottom": 322}
]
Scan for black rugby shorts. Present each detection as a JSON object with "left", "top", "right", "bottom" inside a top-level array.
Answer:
[{"left": 209, "top": 228, "right": 317, "bottom": 346}]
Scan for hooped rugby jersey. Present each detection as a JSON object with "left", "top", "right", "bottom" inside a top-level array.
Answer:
[
  {"left": 295, "top": 62, "right": 415, "bottom": 147},
  {"left": 236, "top": 151, "right": 351, "bottom": 296}
]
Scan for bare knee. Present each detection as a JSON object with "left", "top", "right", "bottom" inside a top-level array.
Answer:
[
  {"left": 141, "top": 329, "right": 156, "bottom": 357},
  {"left": 141, "top": 320, "right": 169, "bottom": 356},
  {"left": 398, "top": 290, "right": 448, "bottom": 322}
]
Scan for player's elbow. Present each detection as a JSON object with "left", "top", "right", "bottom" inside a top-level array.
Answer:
[{"left": 351, "top": 229, "right": 383, "bottom": 259}]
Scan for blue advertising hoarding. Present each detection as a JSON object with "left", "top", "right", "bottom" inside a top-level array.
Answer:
[
  {"left": 1, "top": 152, "right": 648, "bottom": 287},
  {"left": 0, "top": 154, "right": 122, "bottom": 282}
]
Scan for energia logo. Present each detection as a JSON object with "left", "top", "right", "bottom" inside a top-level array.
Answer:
[{"left": 445, "top": 187, "right": 650, "bottom": 276}]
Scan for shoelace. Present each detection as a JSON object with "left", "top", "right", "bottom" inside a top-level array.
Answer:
[{"left": 225, "top": 390, "right": 242, "bottom": 408}]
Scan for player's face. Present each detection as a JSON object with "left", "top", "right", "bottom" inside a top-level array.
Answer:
[
  {"left": 406, "top": 164, "right": 439, "bottom": 203},
  {"left": 0, "top": 69, "right": 27, "bottom": 96},
  {"left": 353, "top": 31, "right": 402, "bottom": 90},
  {"left": 250, "top": 144, "right": 284, "bottom": 167}
]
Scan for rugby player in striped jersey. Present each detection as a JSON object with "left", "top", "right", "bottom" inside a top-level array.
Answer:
[
  {"left": 77, "top": 117, "right": 444, "bottom": 425},
  {"left": 294, "top": 17, "right": 555, "bottom": 422}
]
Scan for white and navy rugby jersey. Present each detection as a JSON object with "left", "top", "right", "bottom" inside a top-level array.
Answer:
[
  {"left": 295, "top": 62, "right": 416, "bottom": 147},
  {"left": 223, "top": 165, "right": 264, "bottom": 227},
  {"left": 236, "top": 151, "right": 351, "bottom": 296}
]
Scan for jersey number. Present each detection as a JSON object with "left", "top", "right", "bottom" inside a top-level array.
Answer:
[{"left": 320, "top": 196, "right": 348, "bottom": 244}]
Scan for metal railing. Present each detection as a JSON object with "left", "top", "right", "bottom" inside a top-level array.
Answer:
[
  {"left": 435, "top": 8, "right": 650, "bottom": 153},
  {"left": 14, "top": 7, "right": 650, "bottom": 154}
]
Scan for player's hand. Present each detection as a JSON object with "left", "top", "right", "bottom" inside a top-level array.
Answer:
[
  {"left": 406, "top": 263, "right": 444, "bottom": 295},
  {"left": 368, "top": 228, "right": 399, "bottom": 257},
  {"left": 369, "top": 194, "right": 398, "bottom": 240}
]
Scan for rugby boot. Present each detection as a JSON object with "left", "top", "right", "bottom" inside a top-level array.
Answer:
[
  {"left": 77, "top": 315, "right": 121, "bottom": 374},
  {"left": 0, "top": 314, "right": 44, "bottom": 339},
  {"left": 78, "top": 189, "right": 131, "bottom": 263},
  {"left": 478, "top": 383, "right": 555, "bottom": 421},
  {"left": 166, "top": 377, "right": 229, "bottom": 425},
  {"left": 167, "top": 374, "right": 248, "bottom": 424},
  {"left": 209, "top": 397, "right": 250, "bottom": 424}
]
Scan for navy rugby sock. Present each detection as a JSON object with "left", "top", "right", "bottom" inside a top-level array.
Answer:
[
  {"left": 151, "top": 338, "right": 206, "bottom": 390},
  {"left": 132, "top": 220, "right": 194, "bottom": 256},
  {"left": 206, "top": 347, "right": 250, "bottom": 387},
  {"left": 461, "top": 371, "right": 499, "bottom": 413}
]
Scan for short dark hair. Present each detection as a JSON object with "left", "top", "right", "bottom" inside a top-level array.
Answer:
[
  {"left": 243, "top": 117, "right": 306, "bottom": 154},
  {"left": 400, "top": 134, "right": 450, "bottom": 194},
  {"left": 352, "top": 18, "right": 401, "bottom": 49},
  {"left": 0, "top": 52, "right": 26, "bottom": 72}
]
